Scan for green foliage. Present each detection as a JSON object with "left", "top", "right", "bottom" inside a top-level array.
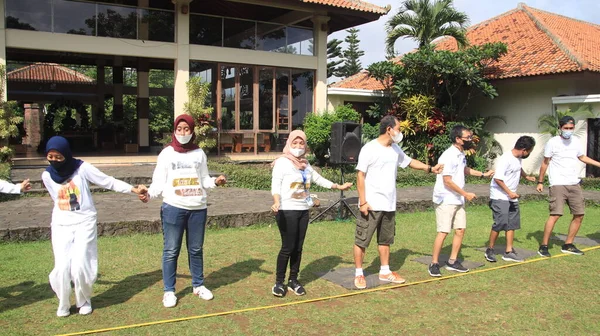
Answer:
[
  {"left": 184, "top": 77, "right": 217, "bottom": 150},
  {"left": 361, "top": 123, "right": 380, "bottom": 143},
  {"left": 338, "top": 28, "right": 365, "bottom": 78},
  {"left": 327, "top": 39, "right": 344, "bottom": 78},
  {"left": 368, "top": 43, "right": 507, "bottom": 117},
  {"left": 0, "top": 65, "right": 23, "bottom": 162},
  {"left": 386, "top": 0, "right": 469, "bottom": 55},
  {"left": 537, "top": 105, "right": 596, "bottom": 137},
  {"left": 303, "top": 104, "right": 360, "bottom": 165}
]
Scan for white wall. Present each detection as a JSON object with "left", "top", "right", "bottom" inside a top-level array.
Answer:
[
  {"left": 327, "top": 93, "right": 381, "bottom": 112},
  {"left": 465, "top": 73, "right": 600, "bottom": 175}
]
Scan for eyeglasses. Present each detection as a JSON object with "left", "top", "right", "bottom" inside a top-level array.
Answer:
[{"left": 460, "top": 136, "right": 473, "bottom": 141}]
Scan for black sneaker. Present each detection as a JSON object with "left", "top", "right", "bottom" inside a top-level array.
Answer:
[
  {"left": 484, "top": 247, "right": 497, "bottom": 262},
  {"left": 271, "top": 283, "right": 287, "bottom": 297},
  {"left": 428, "top": 263, "right": 441, "bottom": 277},
  {"left": 561, "top": 244, "right": 584, "bottom": 255},
  {"left": 445, "top": 260, "right": 469, "bottom": 273},
  {"left": 287, "top": 279, "right": 306, "bottom": 296},
  {"left": 538, "top": 245, "right": 551, "bottom": 258}
]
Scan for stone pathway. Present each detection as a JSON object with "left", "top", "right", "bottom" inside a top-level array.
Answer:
[{"left": 3, "top": 165, "right": 600, "bottom": 241}]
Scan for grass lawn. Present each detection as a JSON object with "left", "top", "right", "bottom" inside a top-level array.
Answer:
[{"left": 1, "top": 201, "right": 599, "bottom": 335}]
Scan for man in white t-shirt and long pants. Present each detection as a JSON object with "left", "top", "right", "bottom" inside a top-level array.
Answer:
[
  {"left": 353, "top": 115, "right": 443, "bottom": 289},
  {"left": 429, "top": 125, "right": 494, "bottom": 277},
  {"left": 536, "top": 116, "right": 600, "bottom": 257},
  {"left": 485, "top": 136, "right": 536, "bottom": 263}
]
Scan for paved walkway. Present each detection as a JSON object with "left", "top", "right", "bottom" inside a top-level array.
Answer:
[{"left": 3, "top": 165, "right": 600, "bottom": 241}]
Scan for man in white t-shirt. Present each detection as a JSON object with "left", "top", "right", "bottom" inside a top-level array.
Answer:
[
  {"left": 353, "top": 115, "right": 443, "bottom": 289},
  {"left": 485, "top": 136, "right": 536, "bottom": 263},
  {"left": 428, "top": 125, "right": 494, "bottom": 277},
  {"left": 536, "top": 116, "right": 600, "bottom": 257}
]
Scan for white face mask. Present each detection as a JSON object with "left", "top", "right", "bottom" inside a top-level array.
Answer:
[
  {"left": 175, "top": 134, "right": 192, "bottom": 144},
  {"left": 390, "top": 130, "right": 404, "bottom": 143},
  {"left": 290, "top": 148, "right": 305, "bottom": 157}
]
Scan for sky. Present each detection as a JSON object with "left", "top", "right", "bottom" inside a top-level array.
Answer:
[{"left": 329, "top": 0, "right": 600, "bottom": 69}]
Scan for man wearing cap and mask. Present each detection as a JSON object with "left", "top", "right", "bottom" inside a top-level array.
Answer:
[{"left": 536, "top": 116, "right": 600, "bottom": 257}]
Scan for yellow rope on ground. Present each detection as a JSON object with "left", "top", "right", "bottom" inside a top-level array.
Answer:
[{"left": 56, "top": 245, "right": 600, "bottom": 336}]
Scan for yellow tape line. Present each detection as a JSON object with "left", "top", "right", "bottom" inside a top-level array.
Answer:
[{"left": 57, "top": 245, "right": 600, "bottom": 336}]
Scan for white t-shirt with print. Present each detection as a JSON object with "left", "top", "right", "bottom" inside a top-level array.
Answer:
[
  {"left": 490, "top": 152, "right": 522, "bottom": 202},
  {"left": 42, "top": 162, "right": 133, "bottom": 226},
  {"left": 148, "top": 146, "right": 217, "bottom": 210},
  {"left": 271, "top": 158, "right": 334, "bottom": 210},
  {"left": 544, "top": 136, "right": 584, "bottom": 186},
  {"left": 433, "top": 145, "right": 466, "bottom": 205},
  {"left": 356, "top": 139, "right": 412, "bottom": 212}
]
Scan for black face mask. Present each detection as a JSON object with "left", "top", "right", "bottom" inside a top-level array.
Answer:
[
  {"left": 49, "top": 160, "right": 66, "bottom": 171},
  {"left": 462, "top": 141, "right": 474, "bottom": 150}
]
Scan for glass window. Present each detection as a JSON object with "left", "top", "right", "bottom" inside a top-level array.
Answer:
[
  {"left": 53, "top": 0, "right": 95, "bottom": 35},
  {"left": 5, "top": 0, "right": 51, "bottom": 31},
  {"left": 276, "top": 69, "right": 290, "bottom": 131},
  {"left": 239, "top": 67, "right": 254, "bottom": 130},
  {"left": 287, "top": 27, "right": 314, "bottom": 56},
  {"left": 256, "top": 23, "right": 286, "bottom": 52},
  {"left": 223, "top": 18, "right": 255, "bottom": 49},
  {"left": 291, "top": 70, "right": 314, "bottom": 128},
  {"left": 97, "top": 4, "right": 137, "bottom": 39},
  {"left": 259, "top": 68, "right": 274, "bottom": 130},
  {"left": 220, "top": 66, "right": 236, "bottom": 130},
  {"left": 190, "top": 15, "right": 223, "bottom": 46},
  {"left": 140, "top": 9, "right": 175, "bottom": 42},
  {"left": 190, "top": 62, "right": 218, "bottom": 120}
]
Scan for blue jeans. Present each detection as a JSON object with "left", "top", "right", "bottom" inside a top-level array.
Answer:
[{"left": 161, "top": 203, "right": 207, "bottom": 292}]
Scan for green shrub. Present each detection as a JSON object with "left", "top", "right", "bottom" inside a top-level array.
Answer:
[
  {"left": 361, "top": 123, "right": 380, "bottom": 143},
  {"left": 582, "top": 177, "right": 600, "bottom": 191},
  {"left": 303, "top": 104, "right": 360, "bottom": 166}
]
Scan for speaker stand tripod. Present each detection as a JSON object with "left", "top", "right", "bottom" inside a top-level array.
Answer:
[{"left": 310, "top": 167, "right": 358, "bottom": 223}]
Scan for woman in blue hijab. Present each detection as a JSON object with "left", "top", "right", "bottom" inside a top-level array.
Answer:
[{"left": 42, "top": 136, "right": 147, "bottom": 317}]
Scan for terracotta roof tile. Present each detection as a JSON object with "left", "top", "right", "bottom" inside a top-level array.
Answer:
[
  {"left": 7, "top": 63, "right": 94, "bottom": 84},
  {"left": 334, "top": 4, "right": 600, "bottom": 90},
  {"left": 329, "top": 70, "right": 386, "bottom": 90},
  {"left": 301, "top": 0, "right": 390, "bottom": 15}
]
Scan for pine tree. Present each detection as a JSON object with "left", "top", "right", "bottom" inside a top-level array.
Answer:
[
  {"left": 327, "top": 39, "right": 344, "bottom": 78},
  {"left": 339, "top": 28, "right": 365, "bottom": 78}
]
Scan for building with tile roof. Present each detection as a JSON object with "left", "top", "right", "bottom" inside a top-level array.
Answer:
[{"left": 327, "top": 3, "right": 600, "bottom": 176}]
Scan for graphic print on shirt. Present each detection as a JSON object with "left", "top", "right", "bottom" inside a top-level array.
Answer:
[
  {"left": 57, "top": 180, "right": 81, "bottom": 211},
  {"left": 171, "top": 161, "right": 206, "bottom": 197}
]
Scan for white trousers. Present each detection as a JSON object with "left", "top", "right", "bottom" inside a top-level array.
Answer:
[{"left": 49, "top": 219, "right": 98, "bottom": 312}]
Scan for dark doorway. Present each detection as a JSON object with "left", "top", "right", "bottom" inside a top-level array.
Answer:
[{"left": 587, "top": 118, "right": 600, "bottom": 177}]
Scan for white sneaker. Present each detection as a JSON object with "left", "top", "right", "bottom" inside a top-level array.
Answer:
[
  {"left": 56, "top": 307, "right": 70, "bottom": 317},
  {"left": 193, "top": 286, "right": 214, "bottom": 301},
  {"left": 163, "top": 291, "right": 177, "bottom": 308},
  {"left": 79, "top": 301, "right": 92, "bottom": 315}
]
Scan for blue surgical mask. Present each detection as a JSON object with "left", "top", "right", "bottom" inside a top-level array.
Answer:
[{"left": 561, "top": 130, "right": 573, "bottom": 139}]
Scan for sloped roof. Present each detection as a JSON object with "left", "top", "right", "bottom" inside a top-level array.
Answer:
[
  {"left": 332, "top": 3, "right": 600, "bottom": 90},
  {"left": 7, "top": 63, "right": 94, "bottom": 84},
  {"left": 330, "top": 70, "right": 386, "bottom": 90},
  {"left": 301, "top": 0, "right": 390, "bottom": 15}
]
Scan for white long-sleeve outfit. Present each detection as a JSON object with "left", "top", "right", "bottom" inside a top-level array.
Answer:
[
  {"left": 42, "top": 162, "right": 133, "bottom": 314},
  {"left": 271, "top": 157, "right": 334, "bottom": 210},
  {"left": 147, "top": 146, "right": 216, "bottom": 206},
  {"left": 0, "top": 179, "right": 21, "bottom": 194}
]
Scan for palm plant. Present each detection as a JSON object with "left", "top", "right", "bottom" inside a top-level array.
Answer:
[
  {"left": 385, "top": 0, "right": 469, "bottom": 56},
  {"left": 537, "top": 105, "right": 596, "bottom": 137}
]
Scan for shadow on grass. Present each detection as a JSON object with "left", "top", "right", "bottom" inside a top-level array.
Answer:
[
  {"left": 364, "top": 248, "right": 416, "bottom": 275},
  {"left": 526, "top": 230, "right": 545, "bottom": 246},
  {"left": 178, "top": 258, "right": 270, "bottom": 295},
  {"left": 0, "top": 281, "right": 54, "bottom": 314},
  {"left": 93, "top": 269, "right": 163, "bottom": 310},
  {"left": 299, "top": 255, "right": 343, "bottom": 286}
]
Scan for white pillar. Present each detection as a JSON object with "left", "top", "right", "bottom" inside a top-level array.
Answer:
[
  {"left": 173, "top": 0, "right": 191, "bottom": 117},
  {"left": 0, "top": 0, "right": 7, "bottom": 101},
  {"left": 312, "top": 15, "right": 330, "bottom": 114}
]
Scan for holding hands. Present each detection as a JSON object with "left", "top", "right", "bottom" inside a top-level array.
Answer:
[
  {"left": 431, "top": 164, "right": 444, "bottom": 174},
  {"left": 483, "top": 170, "right": 495, "bottom": 178},
  {"left": 335, "top": 182, "right": 353, "bottom": 191},
  {"left": 20, "top": 179, "right": 31, "bottom": 192},
  {"left": 215, "top": 175, "right": 227, "bottom": 186}
]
